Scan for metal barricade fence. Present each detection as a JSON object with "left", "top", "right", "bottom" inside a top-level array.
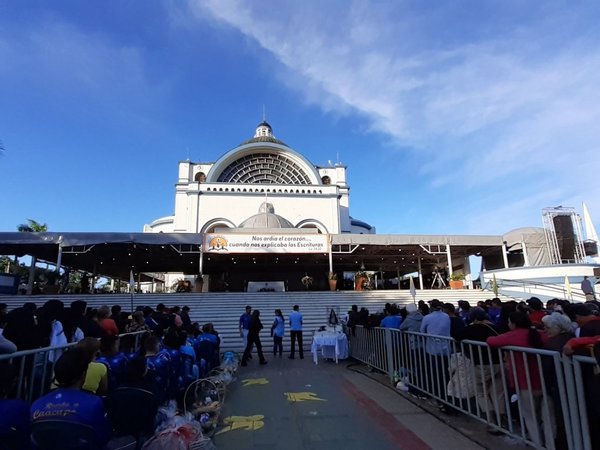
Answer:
[
  {"left": 0, "top": 330, "right": 148, "bottom": 403},
  {"left": 348, "top": 325, "right": 597, "bottom": 450}
]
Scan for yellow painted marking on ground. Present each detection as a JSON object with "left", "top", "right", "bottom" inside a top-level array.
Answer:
[
  {"left": 241, "top": 377, "right": 269, "bottom": 386},
  {"left": 215, "top": 415, "right": 265, "bottom": 435},
  {"left": 284, "top": 392, "right": 327, "bottom": 402}
]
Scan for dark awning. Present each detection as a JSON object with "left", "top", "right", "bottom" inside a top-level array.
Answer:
[{"left": 0, "top": 232, "right": 203, "bottom": 279}]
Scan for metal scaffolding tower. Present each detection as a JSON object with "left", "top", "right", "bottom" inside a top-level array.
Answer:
[{"left": 542, "top": 207, "right": 586, "bottom": 264}]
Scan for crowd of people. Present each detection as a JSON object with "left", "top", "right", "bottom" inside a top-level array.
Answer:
[
  {"left": 1, "top": 295, "right": 599, "bottom": 449},
  {"left": 0, "top": 299, "right": 225, "bottom": 449},
  {"left": 345, "top": 296, "right": 600, "bottom": 449}
]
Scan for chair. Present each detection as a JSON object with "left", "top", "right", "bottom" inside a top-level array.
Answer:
[
  {"left": 0, "top": 430, "right": 28, "bottom": 450},
  {"left": 30, "top": 420, "right": 100, "bottom": 450},
  {"left": 106, "top": 386, "right": 158, "bottom": 450}
]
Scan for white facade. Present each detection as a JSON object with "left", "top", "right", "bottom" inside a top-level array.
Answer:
[{"left": 145, "top": 121, "right": 374, "bottom": 236}]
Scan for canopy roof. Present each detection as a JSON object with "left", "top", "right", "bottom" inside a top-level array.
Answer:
[
  {"left": 0, "top": 231, "right": 508, "bottom": 279},
  {"left": 0, "top": 232, "right": 203, "bottom": 280}
]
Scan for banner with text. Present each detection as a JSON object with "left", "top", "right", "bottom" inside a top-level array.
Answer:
[{"left": 203, "top": 233, "right": 329, "bottom": 254}]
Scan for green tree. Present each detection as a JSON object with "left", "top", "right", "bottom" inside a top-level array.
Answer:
[
  {"left": 17, "top": 219, "right": 48, "bottom": 233},
  {"left": 17, "top": 219, "right": 48, "bottom": 294},
  {"left": 0, "top": 255, "right": 11, "bottom": 273}
]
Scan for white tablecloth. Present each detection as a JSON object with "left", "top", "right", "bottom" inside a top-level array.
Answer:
[{"left": 311, "top": 331, "right": 349, "bottom": 364}]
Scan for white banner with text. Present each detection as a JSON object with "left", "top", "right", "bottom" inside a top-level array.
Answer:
[{"left": 203, "top": 233, "right": 329, "bottom": 254}]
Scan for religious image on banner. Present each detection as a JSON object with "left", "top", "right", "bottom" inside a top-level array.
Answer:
[{"left": 203, "top": 233, "right": 329, "bottom": 254}]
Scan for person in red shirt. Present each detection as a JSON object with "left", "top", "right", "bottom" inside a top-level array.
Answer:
[
  {"left": 563, "top": 303, "right": 600, "bottom": 449},
  {"left": 487, "top": 311, "right": 553, "bottom": 448},
  {"left": 526, "top": 297, "right": 546, "bottom": 329},
  {"left": 572, "top": 303, "right": 600, "bottom": 337},
  {"left": 563, "top": 335, "right": 600, "bottom": 355},
  {"left": 97, "top": 306, "right": 119, "bottom": 337}
]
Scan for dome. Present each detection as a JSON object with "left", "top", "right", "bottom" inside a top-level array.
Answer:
[
  {"left": 240, "top": 120, "right": 288, "bottom": 147},
  {"left": 257, "top": 120, "right": 272, "bottom": 130},
  {"left": 239, "top": 202, "right": 294, "bottom": 229}
]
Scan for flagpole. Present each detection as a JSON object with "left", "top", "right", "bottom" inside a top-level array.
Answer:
[{"left": 129, "top": 269, "right": 135, "bottom": 314}]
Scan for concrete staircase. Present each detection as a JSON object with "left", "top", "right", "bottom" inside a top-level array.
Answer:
[{"left": 0, "top": 289, "right": 513, "bottom": 352}]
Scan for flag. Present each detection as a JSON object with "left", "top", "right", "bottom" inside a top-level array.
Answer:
[
  {"left": 129, "top": 270, "right": 135, "bottom": 293},
  {"left": 409, "top": 276, "right": 416, "bottom": 302},
  {"left": 492, "top": 274, "right": 499, "bottom": 297},
  {"left": 564, "top": 275, "right": 572, "bottom": 299}
]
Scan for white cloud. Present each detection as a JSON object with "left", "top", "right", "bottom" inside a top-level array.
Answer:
[{"left": 187, "top": 0, "right": 600, "bottom": 231}]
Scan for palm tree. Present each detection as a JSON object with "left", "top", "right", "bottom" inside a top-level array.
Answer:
[{"left": 17, "top": 219, "right": 48, "bottom": 294}]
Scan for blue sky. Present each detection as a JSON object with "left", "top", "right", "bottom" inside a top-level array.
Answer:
[{"left": 1, "top": 0, "right": 599, "bottom": 237}]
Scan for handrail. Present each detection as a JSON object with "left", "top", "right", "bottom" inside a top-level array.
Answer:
[
  {"left": 0, "top": 330, "right": 148, "bottom": 361},
  {"left": 350, "top": 325, "right": 596, "bottom": 450},
  {"left": 481, "top": 275, "right": 586, "bottom": 300}
]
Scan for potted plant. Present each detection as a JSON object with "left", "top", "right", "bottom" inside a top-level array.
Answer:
[
  {"left": 301, "top": 274, "right": 313, "bottom": 290},
  {"left": 449, "top": 272, "right": 465, "bottom": 290},
  {"left": 327, "top": 272, "right": 338, "bottom": 291},
  {"left": 354, "top": 271, "right": 368, "bottom": 291}
]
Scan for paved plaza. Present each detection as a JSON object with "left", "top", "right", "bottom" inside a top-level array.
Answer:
[{"left": 213, "top": 356, "right": 529, "bottom": 450}]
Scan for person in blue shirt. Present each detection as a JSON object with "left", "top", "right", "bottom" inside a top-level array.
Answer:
[
  {"left": 0, "top": 364, "right": 30, "bottom": 449},
  {"left": 141, "top": 336, "right": 171, "bottom": 403},
  {"left": 420, "top": 299, "right": 452, "bottom": 410},
  {"left": 239, "top": 305, "right": 252, "bottom": 350},
  {"left": 488, "top": 298, "right": 502, "bottom": 327},
  {"left": 193, "top": 324, "right": 220, "bottom": 372},
  {"left": 380, "top": 305, "right": 402, "bottom": 329},
  {"left": 97, "top": 336, "right": 129, "bottom": 391},
  {"left": 270, "top": 309, "right": 285, "bottom": 357},
  {"left": 31, "top": 348, "right": 111, "bottom": 447},
  {"left": 288, "top": 305, "right": 304, "bottom": 359}
]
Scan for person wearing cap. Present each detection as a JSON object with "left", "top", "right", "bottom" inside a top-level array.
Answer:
[{"left": 420, "top": 299, "right": 451, "bottom": 404}]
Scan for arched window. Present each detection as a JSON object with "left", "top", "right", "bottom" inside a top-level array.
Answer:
[
  {"left": 321, "top": 176, "right": 331, "bottom": 185},
  {"left": 216, "top": 152, "right": 312, "bottom": 184}
]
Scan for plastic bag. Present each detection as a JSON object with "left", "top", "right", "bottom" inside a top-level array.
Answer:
[{"left": 143, "top": 413, "right": 214, "bottom": 450}]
